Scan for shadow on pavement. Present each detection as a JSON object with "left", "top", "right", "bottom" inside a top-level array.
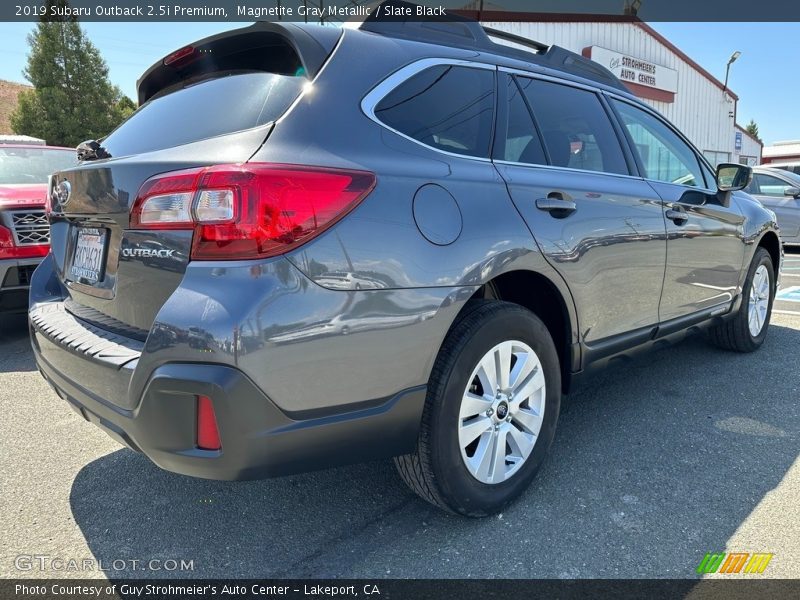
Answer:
[
  {"left": 69, "top": 324, "right": 800, "bottom": 578},
  {"left": 0, "top": 314, "right": 37, "bottom": 373}
]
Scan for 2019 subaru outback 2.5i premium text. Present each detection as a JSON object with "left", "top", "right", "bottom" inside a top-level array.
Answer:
[{"left": 29, "top": 13, "right": 782, "bottom": 516}]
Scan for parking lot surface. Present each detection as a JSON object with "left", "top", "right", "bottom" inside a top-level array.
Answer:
[{"left": 1, "top": 256, "right": 798, "bottom": 580}]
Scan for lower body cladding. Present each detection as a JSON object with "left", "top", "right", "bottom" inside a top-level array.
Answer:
[
  {"left": 28, "top": 255, "right": 472, "bottom": 480},
  {"left": 1, "top": 257, "right": 41, "bottom": 313}
]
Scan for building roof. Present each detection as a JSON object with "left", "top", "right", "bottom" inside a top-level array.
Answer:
[
  {"left": 632, "top": 22, "right": 737, "bottom": 101},
  {"left": 463, "top": 12, "right": 739, "bottom": 101},
  {"left": 763, "top": 142, "right": 800, "bottom": 159}
]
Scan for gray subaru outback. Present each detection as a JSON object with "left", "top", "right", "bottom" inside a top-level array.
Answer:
[{"left": 30, "top": 14, "right": 781, "bottom": 516}]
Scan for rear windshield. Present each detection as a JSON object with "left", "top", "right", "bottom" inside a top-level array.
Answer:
[
  {"left": 0, "top": 147, "right": 76, "bottom": 184},
  {"left": 102, "top": 72, "right": 305, "bottom": 157}
]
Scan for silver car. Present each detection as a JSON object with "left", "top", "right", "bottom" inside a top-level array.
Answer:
[{"left": 746, "top": 167, "right": 800, "bottom": 245}]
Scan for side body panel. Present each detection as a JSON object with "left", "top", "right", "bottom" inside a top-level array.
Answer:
[
  {"left": 496, "top": 163, "right": 667, "bottom": 343},
  {"left": 651, "top": 183, "right": 746, "bottom": 321},
  {"left": 755, "top": 192, "right": 800, "bottom": 242}
]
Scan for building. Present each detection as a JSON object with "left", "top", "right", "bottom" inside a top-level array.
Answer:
[
  {"left": 483, "top": 19, "right": 744, "bottom": 167},
  {"left": 733, "top": 124, "right": 762, "bottom": 166},
  {"left": 761, "top": 141, "right": 800, "bottom": 165}
]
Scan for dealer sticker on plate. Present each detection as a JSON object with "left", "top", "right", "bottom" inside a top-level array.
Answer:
[{"left": 70, "top": 228, "right": 107, "bottom": 284}]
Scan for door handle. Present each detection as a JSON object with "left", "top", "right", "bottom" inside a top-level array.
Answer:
[
  {"left": 536, "top": 197, "right": 577, "bottom": 216},
  {"left": 665, "top": 208, "right": 689, "bottom": 224}
]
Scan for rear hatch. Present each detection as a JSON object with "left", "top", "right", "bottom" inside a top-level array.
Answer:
[{"left": 46, "top": 23, "right": 341, "bottom": 336}]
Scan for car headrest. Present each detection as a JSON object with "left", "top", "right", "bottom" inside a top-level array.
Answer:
[{"left": 543, "top": 129, "right": 571, "bottom": 168}]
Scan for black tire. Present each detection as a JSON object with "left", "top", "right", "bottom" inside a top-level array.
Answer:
[
  {"left": 395, "top": 300, "right": 561, "bottom": 517},
  {"left": 708, "top": 247, "right": 775, "bottom": 352}
]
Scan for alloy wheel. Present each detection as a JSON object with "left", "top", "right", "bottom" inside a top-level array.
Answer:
[
  {"left": 458, "top": 340, "right": 546, "bottom": 484},
  {"left": 748, "top": 264, "right": 770, "bottom": 337}
]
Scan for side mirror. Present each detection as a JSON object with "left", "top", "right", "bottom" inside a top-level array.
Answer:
[
  {"left": 716, "top": 163, "right": 752, "bottom": 192},
  {"left": 784, "top": 187, "right": 800, "bottom": 198}
]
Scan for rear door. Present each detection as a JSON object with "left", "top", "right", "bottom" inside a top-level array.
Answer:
[
  {"left": 609, "top": 98, "right": 746, "bottom": 322},
  {"left": 494, "top": 72, "right": 668, "bottom": 347},
  {"left": 745, "top": 171, "right": 800, "bottom": 239}
]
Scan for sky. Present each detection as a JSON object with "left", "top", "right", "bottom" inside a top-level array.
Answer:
[{"left": 0, "top": 21, "right": 798, "bottom": 145}]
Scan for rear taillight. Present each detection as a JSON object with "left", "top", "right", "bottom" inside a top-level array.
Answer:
[{"left": 130, "top": 164, "right": 375, "bottom": 260}]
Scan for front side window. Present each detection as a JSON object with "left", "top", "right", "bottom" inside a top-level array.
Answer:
[
  {"left": 751, "top": 173, "right": 797, "bottom": 196},
  {"left": 374, "top": 65, "right": 495, "bottom": 158},
  {"left": 518, "top": 77, "right": 628, "bottom": 175},
  {"left": 612, "top": 100, "right": 705, "bottom": 188},
  {"left": 702, "top": 150, "right": 732, "bottom": 170}
]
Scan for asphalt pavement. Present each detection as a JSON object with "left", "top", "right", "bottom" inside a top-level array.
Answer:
[{"left": 1, "top": 260, "right": 798, "bottom": 579}]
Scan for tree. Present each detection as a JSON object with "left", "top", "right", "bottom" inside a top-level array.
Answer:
[
  {"left": 10, "top": 0, "right": 135, "bottom": 147},
  {"left": 745, "top": 119, "right": 761, "bottom": 142}
]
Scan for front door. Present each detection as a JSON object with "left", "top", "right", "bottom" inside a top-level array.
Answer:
[{"left": 609, "top": 98, "right": 745, "bottom": 322}]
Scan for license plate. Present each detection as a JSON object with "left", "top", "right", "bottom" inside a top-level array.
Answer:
[{"left": 70, "top": 228, "right": 108, "bottom": 284}]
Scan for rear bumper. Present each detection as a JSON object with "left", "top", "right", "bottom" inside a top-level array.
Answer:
[
  {"left": 0, "top": 257, "right": 42, "bottom": 313},
  {"left": 33, "top": 335, "right": 426, "bottom": 479},
  {"left": 27, "top": 251, "right": 464, "bottom": 480}
]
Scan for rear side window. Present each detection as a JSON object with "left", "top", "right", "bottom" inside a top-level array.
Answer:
[
  {"left": 518, "top": 78, "right": 628, "bottom": 175},
  {"left": 103, "top": 72, "right": 305, "bottom": 157},
  {"left": 500, "top": 76, "right": 546, "bottom": 164},
  {"left": 374, "top": 65, "right": 495, "bottom": 158}
]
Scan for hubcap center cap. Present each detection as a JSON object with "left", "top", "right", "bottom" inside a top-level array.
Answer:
[{"left": 495, "top": 401, "right": 509, "bottom": 420}]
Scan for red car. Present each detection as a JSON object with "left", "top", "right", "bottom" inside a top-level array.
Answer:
[{"left": 0, "top": 144, "right": 75, "bottom": 314}]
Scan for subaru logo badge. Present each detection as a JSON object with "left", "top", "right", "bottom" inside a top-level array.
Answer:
[{"left": 53, "top": 180, "right": 71, "bottom": 209}]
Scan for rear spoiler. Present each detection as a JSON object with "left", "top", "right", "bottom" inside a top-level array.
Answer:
[{"left": 136, "top": 22, "right": 342, "bottom": 105}]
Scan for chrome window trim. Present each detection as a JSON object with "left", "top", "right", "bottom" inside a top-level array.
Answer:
[
  {"left": 360, "top": 57, "right": 496, "bottom": 163},
  {"left": 498, "top": 66, "right": 604, "bottom": 94},
  {"left": 493, "top": 159, "right": 645, "bottom": 181}
]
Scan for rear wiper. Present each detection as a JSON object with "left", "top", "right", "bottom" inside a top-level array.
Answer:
[{"left": 76, "top": 139, "right": 112, "bottom": 161}]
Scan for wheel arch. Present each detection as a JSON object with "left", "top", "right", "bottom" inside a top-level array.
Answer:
[
  {"left": 756, "top": 230, "right": 781, "bottom": 278},
  {"left": 470, "top": 269, "right": 578, "bottom": 394}
]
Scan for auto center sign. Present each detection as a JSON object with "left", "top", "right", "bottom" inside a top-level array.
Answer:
[{"left": 588, "top": 46, "right": 678, "bottom": 99}]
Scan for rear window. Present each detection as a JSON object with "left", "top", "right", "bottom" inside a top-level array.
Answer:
[
  {"left": 103, "top": 72, "right": 305, "bottom": 157},
  {"left": 374, "top": 65, "right": 495, "bottom": 158},
  {"left": 0, "top": 147, "right": 76, "bottom": 184}
]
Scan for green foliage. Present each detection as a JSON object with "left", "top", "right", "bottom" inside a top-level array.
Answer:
[
  {"left": 745, "top": 119, "right": 761, "bottom": 142},
  {"left": 10, "top": 0, "right": 136, "bottom": 147}
]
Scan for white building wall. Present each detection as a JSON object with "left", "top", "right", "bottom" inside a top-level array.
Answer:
[
  {"left": 484, "top": 22, "right": 736, "bottom": 164},
  {"left": 734, "top": 128, "right": 762, "bottom": 166}
]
